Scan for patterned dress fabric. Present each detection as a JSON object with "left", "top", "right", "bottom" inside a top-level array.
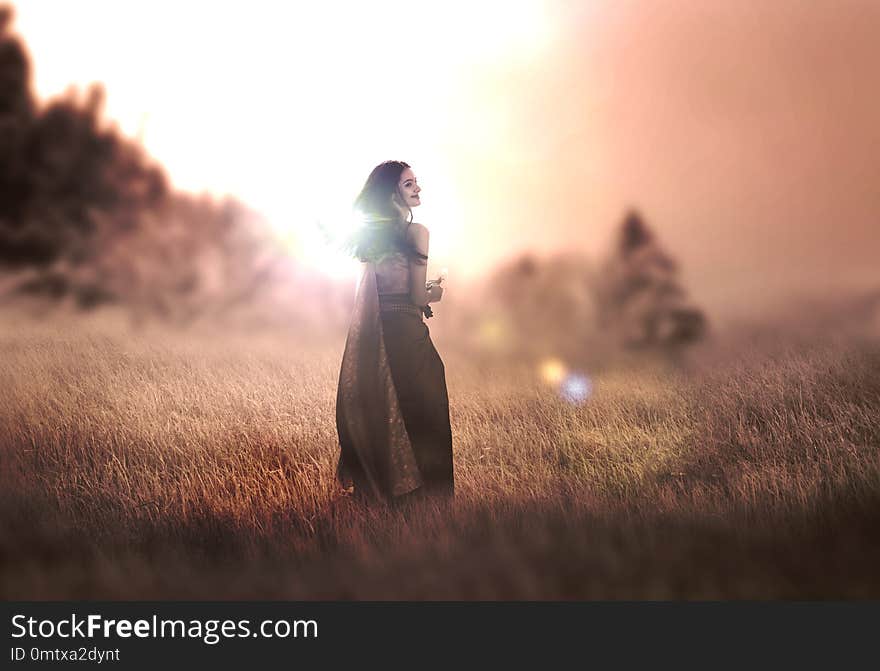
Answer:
[{"left": 336, "top": 253, "right": 454, "bottom": 501}]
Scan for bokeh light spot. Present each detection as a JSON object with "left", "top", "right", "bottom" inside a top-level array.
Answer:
[
  {"left": 540, "top": 358, "right": 567, "bottom": 385},
  {"left": 560, "top": 373, "right": 593, "bottom": 404}
]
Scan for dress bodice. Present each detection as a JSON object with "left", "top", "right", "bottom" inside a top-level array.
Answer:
[{"left": 374, "top": 252, "right": 411, "bottom": 296}]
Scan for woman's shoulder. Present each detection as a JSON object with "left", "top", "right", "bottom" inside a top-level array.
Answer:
[{"left": 406, "top": 221, "right": 429, "bottom": 241}]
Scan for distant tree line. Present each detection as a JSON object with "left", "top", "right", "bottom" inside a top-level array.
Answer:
[
  {"left": 474, "top": 210, "right": 708, "bottom": 364},
  {"left": 0, "top": 6, "right": 284, "bottom": 324},
  {"left": 0, "top": 5, "right": 708, "bottom": 352}
]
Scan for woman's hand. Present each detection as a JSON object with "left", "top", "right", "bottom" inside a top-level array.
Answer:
[{"left": 427, "top": 284, "right": 444, "bottom": 303}]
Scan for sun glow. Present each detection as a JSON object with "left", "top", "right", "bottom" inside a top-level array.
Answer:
[
  {"left": 540, "top": 358, "right": 567, "bottom": 385},
  {"left": 13, "top": 0, "right": 556, "bottom": 279}
]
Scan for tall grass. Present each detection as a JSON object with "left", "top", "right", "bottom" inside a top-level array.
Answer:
[{"left": 1, "top": 310, "right": 878, "bottom": 598}]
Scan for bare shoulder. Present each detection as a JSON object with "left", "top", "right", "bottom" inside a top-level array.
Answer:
[
  {"left": 406, "top": 222, "right": 430, "bottom": 251},
  {"left": 406, "top": 222, "right": 430, "bottom": 241}
]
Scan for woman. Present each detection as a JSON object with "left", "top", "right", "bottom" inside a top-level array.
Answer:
[{"left": 335, "top": 160, "right": 454, "bottom": 504}]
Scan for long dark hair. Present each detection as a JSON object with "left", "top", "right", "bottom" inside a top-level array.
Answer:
[{"left": 343, "top": 160, "right": 423, "bottom": 264}]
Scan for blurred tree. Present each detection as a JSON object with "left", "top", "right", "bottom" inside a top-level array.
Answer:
[
  {"left": 0, "top": 5, "right": 40, "bottom": 266},
  {"left": 478, "top": 251, "right": 600, "bottom": 363},
  {"left": 0, "top": 6, "right": 170, "bottom": 300},
  {"left": 476, "top": 209, "right": 708, "bottom": 365},
  {"left": 113, "top": 192, "right": 286, "bottom": 326},
  {"left": 0, "top": 6, "right": 291, "bottom": 325},
  {"left": 596, "top": 209, "right": 707, "bottom": 352}
]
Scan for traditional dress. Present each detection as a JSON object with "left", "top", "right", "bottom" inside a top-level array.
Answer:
[{"left": 335, "top": 250, "right": 454, "bottom": 502}]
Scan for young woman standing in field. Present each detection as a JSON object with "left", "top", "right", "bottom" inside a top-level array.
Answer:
[{"left": 335, "top": 160, "right": 454, "bottom": 504}]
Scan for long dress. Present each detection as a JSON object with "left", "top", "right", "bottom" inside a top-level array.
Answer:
[{"left": 335, "top": 250, "right": 454, "bottom": 502}]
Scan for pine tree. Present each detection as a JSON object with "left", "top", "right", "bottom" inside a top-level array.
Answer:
[{"left": 597, "top": 209, "right": 707, "bottom": 352}]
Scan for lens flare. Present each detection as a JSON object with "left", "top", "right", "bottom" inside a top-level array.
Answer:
[
  {"left": 560, "top": 373, "right": 593, "bottom": 404},
  {"left": 288, "top": 210, "right": 366, "bottom": 279},
  {"left": 540, "top": 358, "right": 567, "bottom": 385}
]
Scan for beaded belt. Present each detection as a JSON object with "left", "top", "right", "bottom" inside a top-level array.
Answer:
[{"left": 378, "top": 293, "right": 423, "bottom": 318}]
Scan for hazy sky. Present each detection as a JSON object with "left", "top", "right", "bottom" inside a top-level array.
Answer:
[{"left": 11, "top": 0, "right": 880, "bottom": 318}]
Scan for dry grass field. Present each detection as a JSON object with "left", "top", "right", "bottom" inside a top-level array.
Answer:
[{"left": 1, "top": 307, "right": 879, "bottom": 599}]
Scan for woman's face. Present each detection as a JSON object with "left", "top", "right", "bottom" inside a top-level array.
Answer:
[{"left": 396, "top": 168, "right": 421, "bottom": 209}]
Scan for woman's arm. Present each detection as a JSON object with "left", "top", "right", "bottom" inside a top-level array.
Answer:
[{"left": 407, "top": 223, "right": 443, "bottom": 306}]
